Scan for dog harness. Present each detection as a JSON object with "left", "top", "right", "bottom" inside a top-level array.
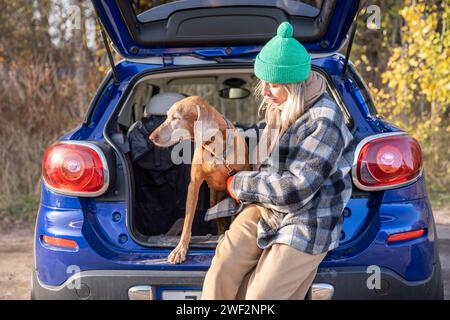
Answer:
[{"left": 201, "top": 117, "right": 237, "bottom": 176}]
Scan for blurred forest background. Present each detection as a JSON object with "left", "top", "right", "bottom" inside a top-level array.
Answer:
[{"left": 0, "top": 0, "right": 448, "bottom": 222}]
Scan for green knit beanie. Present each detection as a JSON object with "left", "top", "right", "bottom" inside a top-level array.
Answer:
[{"left": 254, "top": 21, "right": 311, "bottom": 84}]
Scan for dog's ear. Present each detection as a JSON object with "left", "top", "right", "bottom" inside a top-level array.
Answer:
[
  {"left": 195, "top": 103, "right": 220, "bottom": 143},
  {"left": 196, "top": 104, "right": 202, "bottom": 122}
]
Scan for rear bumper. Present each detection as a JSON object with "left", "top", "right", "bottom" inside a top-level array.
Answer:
[
  {"left": 31, "top": 263, "right": 444, "bottom": 300},
  {"left": 314, "top": 264, "right": 444, "bottom": 300},
  {"left": 31, "top": 269, "right": 206, "bottom": 300}
]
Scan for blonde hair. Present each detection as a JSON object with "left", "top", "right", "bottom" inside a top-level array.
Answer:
[{"left": 254, "top": 79, "right": 307, "bottom": 131}]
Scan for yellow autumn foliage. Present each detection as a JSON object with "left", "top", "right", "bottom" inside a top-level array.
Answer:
[{"left": 368, "top": 0, "right": 450, "bottom": 195}]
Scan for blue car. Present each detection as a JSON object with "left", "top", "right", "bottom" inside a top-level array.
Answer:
[{"left": 32, "top": 0, "right": 444, "bottom": 300}]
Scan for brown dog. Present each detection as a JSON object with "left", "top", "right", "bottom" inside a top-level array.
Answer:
[{"left": 149, "top": 96, "right": 251, "bottom": 264}]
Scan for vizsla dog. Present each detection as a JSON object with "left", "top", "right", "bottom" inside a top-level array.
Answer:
[{"left": 149, "top": 96, "right": 252, "bottom": 264}]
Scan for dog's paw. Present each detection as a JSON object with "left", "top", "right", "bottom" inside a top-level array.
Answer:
[{"left": 168, "top": 245, "right": 188, "bottom": 264}]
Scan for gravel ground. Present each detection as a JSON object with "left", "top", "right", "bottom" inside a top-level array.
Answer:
[
  {"left": 0, "top": 224, "right": 34, "bottom": 300},
  {"left": 0, "top": 208, "right": 449, "bottom": 300}
]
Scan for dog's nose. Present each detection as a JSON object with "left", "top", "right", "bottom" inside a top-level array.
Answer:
[{"left": 149, "top": 132, "right": 158, "bottom": 142}]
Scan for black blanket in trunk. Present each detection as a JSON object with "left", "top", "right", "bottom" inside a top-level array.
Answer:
[{"left": 129, "top": 116, "right": 217, "bottom": 237}]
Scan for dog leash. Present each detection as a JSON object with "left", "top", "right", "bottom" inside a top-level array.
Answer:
[{"left": 201, "top": 118, "right": 237, "bottom": 176}]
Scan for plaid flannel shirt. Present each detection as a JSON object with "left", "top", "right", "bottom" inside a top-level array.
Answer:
[{"left": 205, "top": 93, "right": 356, "bottom": 254}]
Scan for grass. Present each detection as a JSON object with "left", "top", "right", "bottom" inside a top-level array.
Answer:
[
  {"left": 430, "top": 192, "right": 450, "bottom": 210},
  {"left": 0, "top": 193, "right": 39, "bottom": 223}
]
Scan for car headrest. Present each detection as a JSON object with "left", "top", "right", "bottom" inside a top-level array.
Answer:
[{"left": 144, "top": 92, "right": 186, "bottom": 117}]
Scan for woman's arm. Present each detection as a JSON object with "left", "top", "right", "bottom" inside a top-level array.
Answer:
[{"left": 230, "top": 117, "right": 345, "bottom": 213}]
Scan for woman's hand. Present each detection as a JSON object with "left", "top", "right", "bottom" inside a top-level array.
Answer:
[
  {"left": 259, "top": 206, "right": 282, "bottom": 229},
  {"left": 226, "top": 175, "right": 240, "bottom": 203}
]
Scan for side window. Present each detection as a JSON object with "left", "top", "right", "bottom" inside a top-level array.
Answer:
[{"left": 118, "top": 82, "right": 157, "bottom": 128}]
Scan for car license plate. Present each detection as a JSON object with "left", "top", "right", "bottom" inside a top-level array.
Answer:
[{"left": 161, "top": 290, "right": 202, "bottom": 300}]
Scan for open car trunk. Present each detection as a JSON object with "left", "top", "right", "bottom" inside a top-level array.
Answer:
[
  {"left": 94, "top": 0, "right": 362, "bottom": 250},
  {"left": 105, "top": 65, "right": 354, "bottom": 248}
]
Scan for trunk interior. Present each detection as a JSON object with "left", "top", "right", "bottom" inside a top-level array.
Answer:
[{"left": 106, "top": 66, "right": 354, "bottom": 248}]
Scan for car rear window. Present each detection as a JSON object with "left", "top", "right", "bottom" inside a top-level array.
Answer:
[
  {"left": 119, "top": 68, "right": 349, "bottom": 128},
  {"left": 166, "top": 80, "right": 261, "bottom": 125}
]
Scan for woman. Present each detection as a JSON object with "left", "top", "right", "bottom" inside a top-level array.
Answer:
[{"left": 201, "top": 21, "right": 355, "bottom": 300}]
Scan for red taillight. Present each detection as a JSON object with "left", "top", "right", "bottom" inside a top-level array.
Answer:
[
  {"left": 354, "top": 133, "right": 422, "bottom": 190},
  {"left": 387, "top": 229, "right": 426, "bottom": 243},
  {"left": 42, "top": 142, "right": 108, "bottom": 196},
  {"left": 41, "top": 235, "right": 79, "bottom": 249}
]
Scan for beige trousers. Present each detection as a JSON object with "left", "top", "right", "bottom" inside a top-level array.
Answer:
[{"left": 201, "top": 204, "right": 327, "bottom": 300}]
